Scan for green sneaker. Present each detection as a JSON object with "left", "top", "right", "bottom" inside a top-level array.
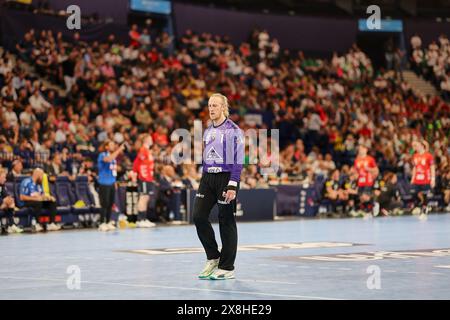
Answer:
[
  {"left": 209, "top": 268, "right": 235, "bottom": 280},
  {"left": 198, "top": 259, "right": 219, "bottom": 279}
]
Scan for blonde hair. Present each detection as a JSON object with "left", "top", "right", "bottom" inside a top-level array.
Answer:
[{"left": 209, "top": 93, "right": 229, "bottom": 118}]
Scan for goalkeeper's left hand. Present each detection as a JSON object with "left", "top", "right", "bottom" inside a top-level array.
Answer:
[{"left": 222, "top": 189, "right": 236, "bottom": 204}]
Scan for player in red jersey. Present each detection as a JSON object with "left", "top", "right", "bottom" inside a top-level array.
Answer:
[
  {"left": 410, "top": 140, "right": 435, "bottom": 218},
  {"left": 354, "top": 144, "right": 379, "bottom": 216},
  {"left": 132, "top": 134, "right": 156, "bottom": 228}
]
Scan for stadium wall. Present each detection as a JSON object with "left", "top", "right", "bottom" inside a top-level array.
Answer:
[{"left": 47, "top": 0, "right": 129, "bottom": 24}]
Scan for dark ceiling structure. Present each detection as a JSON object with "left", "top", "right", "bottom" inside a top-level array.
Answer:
[{"left": 173, "top": 0, "right": 450, "bottom": 18}]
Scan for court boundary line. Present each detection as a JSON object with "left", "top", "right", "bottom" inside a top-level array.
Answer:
[{"left": 0, "top": 276, "right": 341, "bottom": 300}]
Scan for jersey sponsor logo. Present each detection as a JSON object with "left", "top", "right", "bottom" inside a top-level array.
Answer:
[
  {"left": 207, "top": 166, "right": 223, "bottom": 173},
  {"left": 195, "top": 193, "right": 205, "bottom": 198},
  {"left": 205, "top": 146, "right": 223, "bottom": 162}
]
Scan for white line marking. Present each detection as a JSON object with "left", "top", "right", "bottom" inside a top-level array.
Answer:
[
  {"left": 435, "top": 265, "right": 450, "bottom": 269},
  {"left": 0, "top": 276, "right": 341, "bottom": 300},
  {"left": 338, "top": 268, "right": 352, "bottom": 271},
  {"left": 236, "top": 279, "right": 297, "bottom": 285}
]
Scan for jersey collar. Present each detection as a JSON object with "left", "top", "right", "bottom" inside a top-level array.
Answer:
[{"left": 212, "top": 117, "right": 227, "bottom": 128}]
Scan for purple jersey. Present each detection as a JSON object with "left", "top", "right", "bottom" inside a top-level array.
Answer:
[{"left": 202, "top": 118, "right": 244, "bottom": 184}]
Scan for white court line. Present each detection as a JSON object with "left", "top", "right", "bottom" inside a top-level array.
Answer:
[
  {"left": 434, "top": 265, "right": 450, "bottom": 269},
  {"left": 236, "top": 279, "right": 298, "bottom": 285},
  {"left": 0, "top": 276, "right": 341, "bottom": 300}
]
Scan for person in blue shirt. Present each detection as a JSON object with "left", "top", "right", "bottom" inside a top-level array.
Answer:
[
  {"left": 19, "top": 168, "right": 59, "bottom": 232},
  {"left": 97, "top": 140, "right": 124, "bottom": 232},
  {"left": 193, "top": 93, "right": 244, "bottom": 280}
]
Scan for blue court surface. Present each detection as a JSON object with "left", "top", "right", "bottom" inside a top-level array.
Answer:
[{"left": 1, "top": 214, "right": 450, "bottom": 300}]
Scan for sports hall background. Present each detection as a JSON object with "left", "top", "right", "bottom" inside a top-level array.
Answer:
[{"left": 0, "top": 0, "right": 449, "bottom": 228}]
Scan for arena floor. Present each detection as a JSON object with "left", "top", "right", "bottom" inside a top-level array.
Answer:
[{"left": 1, "top": 214, "right": 450, "bottom": 300}]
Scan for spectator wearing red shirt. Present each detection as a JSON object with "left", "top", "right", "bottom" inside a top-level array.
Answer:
[
  {"left": 129, "top": 24, "right": 141, "bottom": 48},
  {"left": 152, "top": 125, "right": 169, "bottom": 147}
]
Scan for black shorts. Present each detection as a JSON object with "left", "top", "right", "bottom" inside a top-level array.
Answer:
[
  {"left": 138, "top": 181, "right": 155, "bottom": 195},
  {"left": 358, "top": 186, "right": 373, "bottom": 196},
  {"left": 411, "top": 184, "right": 431, "bottom": 194}
]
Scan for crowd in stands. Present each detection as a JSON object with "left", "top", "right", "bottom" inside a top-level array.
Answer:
[
  {"left": 410, "top": 33, "right": 450, "bottom": 100},
  {"left": 1, "top": 23, "right": 450, "bottom": 233}
]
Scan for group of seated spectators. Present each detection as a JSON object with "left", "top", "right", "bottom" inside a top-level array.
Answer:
[
  {"left": 320, "top": 168, "right": 450, "bottom": 218},
  {"left": 1, "top": 23, "right": 450, "bottom": 233},
  {"left": 410, "top": 33, "right": 450, "bottom": 100}
]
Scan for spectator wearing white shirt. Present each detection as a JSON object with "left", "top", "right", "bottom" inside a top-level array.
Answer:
[
  {"left": 19, "top": 104, "right": 37, "bottom": 129},
  {"left": 305, "top": 111, "right": 323, "bottom": 153},
  {"left": 29, "top": 90, "right": 51, "bottom": 114},
  {"left": 0, "top": 56, "right": 14, "bottom": 76},
  {"left": 119, "top": 79, "right": 134, "bottom": 100},
  {"left": 12, "top": 72, "right": 26, "bottom": 90},
  {"left": 139, "top": 28, "right": 151, "bottom": 50},
  {"left": 3, "top": 104, "right": 19, "bottom": 127}
]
